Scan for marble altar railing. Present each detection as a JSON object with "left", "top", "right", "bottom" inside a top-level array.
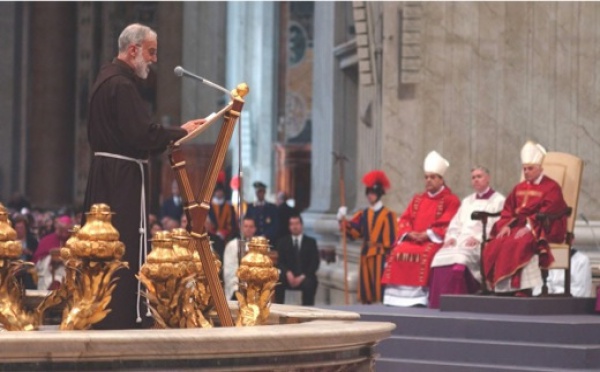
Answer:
[{"left": 0, "top": 303, "right": 394, "bottom": 371}]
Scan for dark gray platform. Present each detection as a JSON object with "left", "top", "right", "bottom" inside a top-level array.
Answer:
[
  {"left": 440, "top": 294, "right": 597, "bottom": 315},
  {"left": 322, "top": 299, "right": 600, "bottom": 372}
]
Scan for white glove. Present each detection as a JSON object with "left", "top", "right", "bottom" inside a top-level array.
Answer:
[{"left": 337, "top": 206, "right": 348, "bottom": 221}]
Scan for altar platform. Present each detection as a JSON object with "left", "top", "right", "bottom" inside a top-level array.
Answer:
[{"left": 325, "top": 295, "right": 600, "bottom": 371}]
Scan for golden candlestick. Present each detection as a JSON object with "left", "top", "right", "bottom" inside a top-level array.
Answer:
[
  {"left": 45, "top": 203, "right": 128, "bottom": 330},
  {"left": 138, "top": 229, "right": 218, "bottom": 329},
  {"left": 235, "top": 236, "right": 278, "bottom": 327},
  {"left": 172, "top": 228, "right": 220, "bottom": 315},
  {"left": 0, "top": 203, "right": 37, "bottom": 331}
]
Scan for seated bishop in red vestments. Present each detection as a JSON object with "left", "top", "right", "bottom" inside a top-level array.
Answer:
[
  {"left": 382, "top": 151, "right": 460, "bottom": 307},
  {"left": 483, "top": 141, "right": 568, "bottom": 295}
]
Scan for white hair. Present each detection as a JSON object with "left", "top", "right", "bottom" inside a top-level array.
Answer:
[{"left": 118, "top": 23, "right": 156, "bottom": 53}]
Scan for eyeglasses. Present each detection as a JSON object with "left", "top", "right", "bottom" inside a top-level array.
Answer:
[{"left": 135, "top": 44, "right": 157, "bottom": 57}]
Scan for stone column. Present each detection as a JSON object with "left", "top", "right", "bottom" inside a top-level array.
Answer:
[
  {"left": 181, "top": 2, "right": 227, "bottom": 144},
  {"left": 73, "top": 3, "right": 101, "bottom": 206},
  {"left": 226, "top": 2, "right": 278, "bottom": 201},
  {"left": 308, "top": 2, "right": 359, "bottom": 215},
  {"left": 27, "top": 3, "right": 77, "bottom": 208},
  {"left": 0, "top": 3, "right": 20, "bottom": 201},
  {"left": 157, "top": 2, "right": 183, "bottom": 129},
  {"left": 305, "top": 2, "right": 362, "bottom": 305}
]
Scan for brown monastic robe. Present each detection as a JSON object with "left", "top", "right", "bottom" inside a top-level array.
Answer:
[{"left": 83, "top": 59, "right": 186, "bottom": 329}]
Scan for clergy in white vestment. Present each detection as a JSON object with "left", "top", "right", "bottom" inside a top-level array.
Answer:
[
  {"left": 223, "top": 216, "right": 256, "bottom": 300},
  {"left": 428, "top": 166, "right": 505, "bottom": 308},
  {"left": 533, "top": 249, "right": 592, "bottom": 297}
]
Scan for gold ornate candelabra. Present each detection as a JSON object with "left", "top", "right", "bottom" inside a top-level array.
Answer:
[
  {"left": 38, "top": 204, "right": 127, "bottom": 330},
  {"left": 0, "top": 203, "right": 37, "bottom": 331},
  {"left": 171, "top": 228, "right": 220, "bottom": 325},
  {"left": 235, "top": 237, "right": 278, "bottom": 327},
  {"left": 138, "top": 229, "right": 221, "bottom": 329}
]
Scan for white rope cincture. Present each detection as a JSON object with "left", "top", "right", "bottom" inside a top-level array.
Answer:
[{"left": 94, "top": 152, "right": 150, "bottom": 324}]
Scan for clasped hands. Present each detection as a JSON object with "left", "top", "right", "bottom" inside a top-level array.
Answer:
[
  {"left": 445, "top": 236, "right": 479, "bottom": 248},
  {"left": 286, "top": 270, "right": 305, "bottom": 288},
  {"left": 406, "top": 231, "right": 429, "bottom": 243},
  {"left": 496, "top": 225, "right": 531, "bottom": 239}
]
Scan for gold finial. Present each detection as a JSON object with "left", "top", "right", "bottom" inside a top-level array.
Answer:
[
  {"left": 232, "top": 83, "right": 249, "bottom": 98},
  {"left": 72, "top": 204, "right": 122, "bottom": 259}
]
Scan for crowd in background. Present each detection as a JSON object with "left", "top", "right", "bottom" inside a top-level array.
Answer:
[
  {"left": 1, "top": 182, "right": 301, "bottom": 301},
  {"left": 3, "top": 192, "right": 79, "bottom": 291}
]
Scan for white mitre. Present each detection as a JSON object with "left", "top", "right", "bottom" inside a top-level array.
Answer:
[
  {"left": 423, "top": 150, "right": 450, "bottom": 176},
  {"left": 520, "top": 141, "right": 546, "bottom": 165}
]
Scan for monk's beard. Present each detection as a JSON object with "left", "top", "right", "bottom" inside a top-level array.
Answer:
[{"left": 134, "top": 50, "right": 150, "bottom": 79}]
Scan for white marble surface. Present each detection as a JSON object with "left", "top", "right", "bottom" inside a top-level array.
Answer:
[{"left": 0, "top": 304, "right": 393, "bottom": 364}]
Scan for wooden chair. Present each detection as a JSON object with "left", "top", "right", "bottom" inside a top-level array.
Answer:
[
  {"left": 472, "top": 152, "right": 584, "bottom": 296},
  {"left": 471, "top": 210, "right": 500, "bottom": 294},
  {"left": 537, "top": 152, "right": 584, "bottom": 296}
]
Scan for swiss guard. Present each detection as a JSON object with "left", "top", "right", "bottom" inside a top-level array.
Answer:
[
  {"left": 338, "top": 170, "right": 397, "bottom": 304},
  {"left": 208, "top": 171, "right": 237, "bottom": 242}
]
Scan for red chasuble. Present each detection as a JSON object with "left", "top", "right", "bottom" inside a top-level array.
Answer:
[
  {"left": 482, "top": 175, "right": 567, "bottom": 289},
  {"left": 382, "top": 186, "right": 460, "bottom": 287}
]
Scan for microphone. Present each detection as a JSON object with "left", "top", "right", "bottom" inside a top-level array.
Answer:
[{"left": 174, "top": 66, "right": 231, "bottom": 97}]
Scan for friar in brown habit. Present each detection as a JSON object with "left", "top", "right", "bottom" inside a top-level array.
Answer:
[{"left": 83, "top": 23, "right": 204, "bottom": 329}]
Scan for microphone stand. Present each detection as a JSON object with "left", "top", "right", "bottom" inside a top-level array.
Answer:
[{"left": 168, "top": 74, "right": 249, "bottom": 327}]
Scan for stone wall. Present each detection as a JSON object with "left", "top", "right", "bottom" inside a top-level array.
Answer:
[
  {"left": 379, "top": 2, "right": 600, "bottom": 220},
  {"left": 310, "top": 2, "right": 600, "bottom": 305}
]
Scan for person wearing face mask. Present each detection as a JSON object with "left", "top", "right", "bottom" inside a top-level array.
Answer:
[
  {"left": 337, "top": 170, "right": 397, "bottom": 305},
  {"left": 381, "top": 151, "right": 460, "bottom": 307},
  {"left": 83, "top": 23, "right": 206, "bottom": 330},
  {"left": 208, "top": 172, "right": 237, "bottom": 242}
]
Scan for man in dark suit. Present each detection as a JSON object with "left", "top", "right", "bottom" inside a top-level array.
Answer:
[{"left": 274, "top": 214, "right": 320, "bottom": 306}]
